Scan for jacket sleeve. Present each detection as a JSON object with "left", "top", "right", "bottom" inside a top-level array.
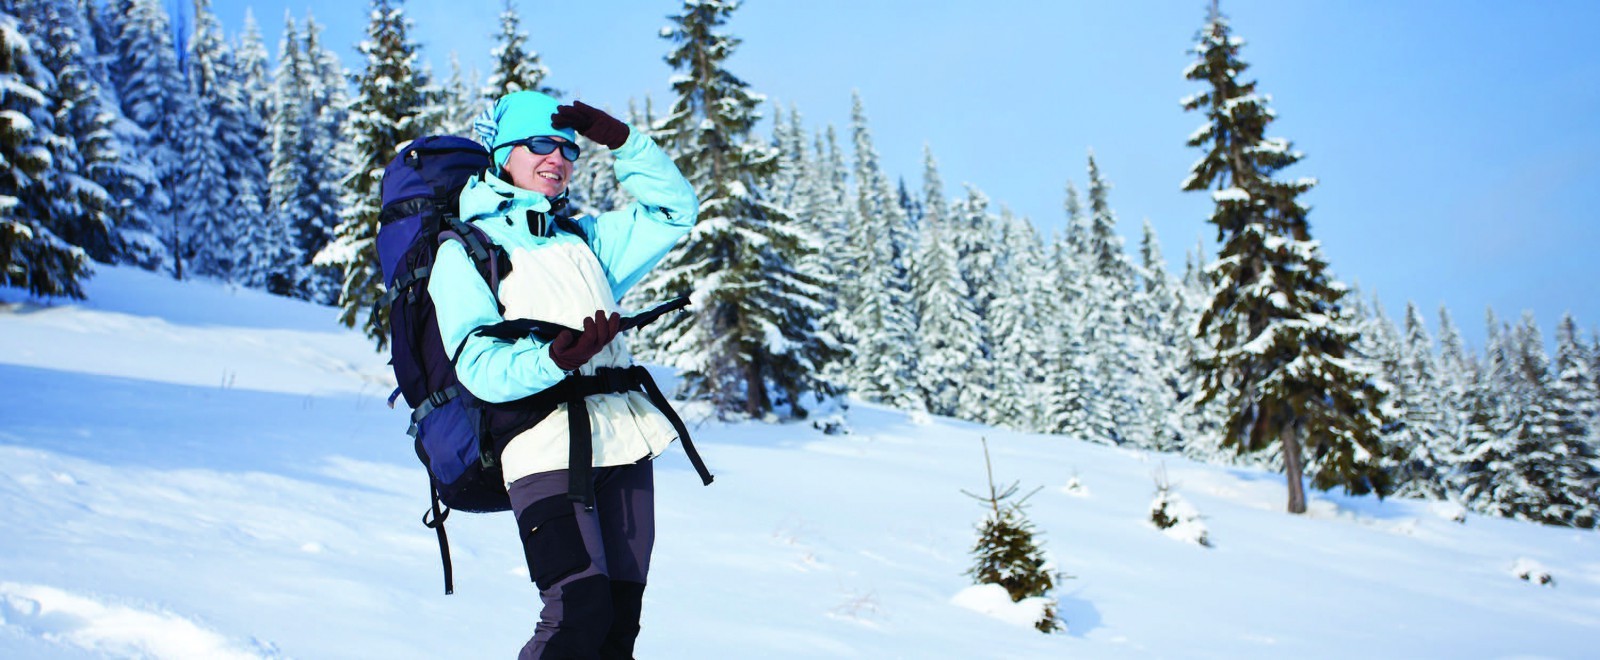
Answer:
[
  {"left": 428, "top": 239, "right": 567, "bottom": 403},
  {"left": 582, "top": 127, "right": 699, "bottom": 301}
]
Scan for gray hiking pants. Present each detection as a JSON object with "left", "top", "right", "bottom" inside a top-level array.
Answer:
[{"left": 508, "top": 460, "right": 655, "bottom": 660}]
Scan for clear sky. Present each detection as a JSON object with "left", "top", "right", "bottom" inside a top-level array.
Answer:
[{"left": 205, "top": 0, "right": 1600, "bottom": 351}]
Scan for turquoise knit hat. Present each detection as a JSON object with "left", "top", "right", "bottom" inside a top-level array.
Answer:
[{"left": 473, "top": 91, "right": 578, "bottom": 172}]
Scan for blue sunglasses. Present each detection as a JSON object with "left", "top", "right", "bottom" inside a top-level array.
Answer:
[{"left": 497, "top": 136, "right": 581, "bottom": 162}]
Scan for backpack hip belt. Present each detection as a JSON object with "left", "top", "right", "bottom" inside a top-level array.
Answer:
[{"left": 528, "top": 365, "right": 714, "bottom": 508}]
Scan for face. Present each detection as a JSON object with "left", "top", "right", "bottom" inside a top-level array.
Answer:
[{"left": 503, "top": 137, "right": 575, "bottom": 197}]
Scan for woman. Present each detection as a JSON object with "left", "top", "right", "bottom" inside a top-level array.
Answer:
[{"left": 429, "top": 90, "right": 698, "bottom": 659}]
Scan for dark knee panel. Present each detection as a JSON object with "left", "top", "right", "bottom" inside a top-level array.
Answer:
[
  {"left": 517, "top": 495, "right": 591, "bottom": 590},
  {"left": 600, "top": 581, "right": 645, "bottom": 660},
  {"left": 544, "top": 574, "right": 613, "bottom": 657}
]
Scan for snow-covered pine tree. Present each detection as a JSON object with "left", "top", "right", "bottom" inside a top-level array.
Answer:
[
  {"left": 1433, "top": 305, "right": 1474, "bottom": 470},
  {"left": 1548, "top": 313, "right": 1600, "bottom": 527},
  {"left": 840, "top": 91, "right": 919, "bottom": 409},
  {"left": 1178, "top": 238, "right": 1230, "bottom": 463},
  {"left": 483, "top": 0, "right": 554, "bottom": 100},
  {"left": 1138, "top": 220, "right": 1188, "bottom": 452},
  {"left": 228, "top": 9, "right": 286, "bottom": 292},
  {"left": 801, "top": 120, "right": 854, "bottom": 397},
  {"left": 963, "top": 438, "right": 1063, "bottom": 633},
  {"left": 440, "top": 52, "right": 479, "bottom": 137},
  {"left": 106, "top": 0, "right": 188, "bottom": 277},
  {"left": 22, "top": 0, "right": 142, "bottom": 273},
  {"left": 635, "top": 0, "right": 837, "bottom": 417},
  {"left": 1463, "top": 314, "right": 1595, "bottom": 527},
  {"left": 1, "top": 1, "right": 90, "bottom": 296},
  {"left": 1044, "top": 210, "right": 1094, "bottom": 440},
  {"left": 264, "top": 14, "right": 314, "bottom": 296},
  {"left": 1453, "top": 308, "right": 1507, "bottom": 507},
  {"left": 910, "top": 179, "right": 981, "bottom": 419},
  {"left": 1387, "top": 301, "right": 1451, "bottom": 499},
  {"left": 1352, "top": 293, "right": 1415, "bottom": 493},
  {"left": 985, "top": 211, "right": 1054, "bottom": 430},
  {"left": 319, "top": 0, "right": 443, "bottom": 347},
  {"left": 65, "top": 0, "right": 161, "bottom": 268},
  {"left": 1079, "top": 153, "right": 1155, "bottom": 447},
  {"left": 179, "top": 0, "right": 238, "bottom": 280},
  {"left": 908, "top": 146, "right": 978, "bottom": 418},
  {"left": 300, "top": 14, "right": 353, "bottom": 303},
  {"left": 1182, "top": 6, "right": 1389, "bottom": 513},
  {"left": 23, "top": 0, "right": 112, "bottom": 264}
]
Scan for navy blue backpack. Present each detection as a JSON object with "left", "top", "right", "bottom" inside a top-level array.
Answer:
[{"left": 374, "top": 135, "right": 505, "bottom": 593}]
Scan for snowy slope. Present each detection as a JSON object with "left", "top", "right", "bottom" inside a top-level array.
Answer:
[{"left": 1, "top": 266, "right": 1596, "bottom": 659}]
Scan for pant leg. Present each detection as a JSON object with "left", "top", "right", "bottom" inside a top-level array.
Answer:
[
  {"left": 507, "top": 463, "right": 656, "bottom": 660},
  {"left": 592, "top": 462, "right": 654, "bottom": 659},
  {"left": 509, "top": 471, "right": 612, "bottom": 660}
]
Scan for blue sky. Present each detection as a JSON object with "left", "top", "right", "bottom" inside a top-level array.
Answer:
[{"left": 206, "top": 0, "right": 1600, "bottom": 350}]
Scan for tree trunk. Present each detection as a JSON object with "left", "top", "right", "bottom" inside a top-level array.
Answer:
[
  {"left": 744, "top": 354, "right": 766, "bottom": 418},
  {"left": 1283, "top": 422, "right": 1308, "bottom": 514}
]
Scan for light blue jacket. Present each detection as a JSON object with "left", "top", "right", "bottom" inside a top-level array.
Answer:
[{"left": 428, "top": 128, "right": 696, "bottom": 405}]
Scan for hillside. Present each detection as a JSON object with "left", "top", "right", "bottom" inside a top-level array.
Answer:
[{"left": 1, "top": 266, "right": 1594, "bottom": 659}]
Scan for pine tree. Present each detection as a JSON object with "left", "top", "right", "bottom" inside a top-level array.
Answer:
[
  {"left": 986, "top": 212, "right": 1053, "bottom": 430},
  {"left": 1, "top": 1, "right": 90, "bottom": 296},
  {"left": 1386, "top": 301, "right": 1451, "bottom": 499},
  {"left": 72, "top": 0, "right": 161, "bottom": 268},
  {"left": 1139, "top": 220, "right": 1189, "bottom": 451},
  {"left": 908, "top": 146, "right": 979, "bottom": 418},
  {"left": 1174, "top": 239, "right": 1229, "bottom": 462},
  {"left": 963, "top": 438, "right": 1064, "bottom": 634},
  {"left": 180, "top": 0, "right": 240, "bottom": 279},
  {"left": 1183, "top": 6, "right": 1388, "bottom": 513},
  {"left": 23, "top": 0, "right": 114, "bottom": 265},
  {"left": 839, "top": 91, "right": 920, "bottom": 410},
  {"left": 1546, "top": 314, "right": 1600, "bottom": 527},
  {"left": 483, "top": 0, "right": 554, "bottom": 100},
  {"left": 301, "top": 14, "right": 353, "bottom": 302},
  {"left": 440, "top": 52, "right": 480, "bottom": 137},
  {"left": 635, "top": 0, "right": 838, "bottom": 417},
  {"left": 264, "top": 14, "right": 313, "bottom": 295},
  {"left": 1079, "top": 153, "right": 1153, "bottom": 447},
  {"left": 1461, "top": 315, "right": 1597, "bottom": 527},
  {"left": 229, "top": 9, "right": 283, "bottom": 291},
  {"left": 107, "top": 0, "right": 189, "bottom": 277},
  {"left": 319, "top": 0, "right": 443, "bottom": 346}
]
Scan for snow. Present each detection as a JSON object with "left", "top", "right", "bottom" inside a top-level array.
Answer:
[
  {"left": 0, "top": 582, "right": 265, "bottom": 659},
  {"left": 1212, "top": 187, "right": 1250, "bottom": 203},
  {"left": 949, "top": 584, "right": 1056, "bottom": 631},
  {"left": 1, "top": 265, "right": 1598, "bottom": 658}
]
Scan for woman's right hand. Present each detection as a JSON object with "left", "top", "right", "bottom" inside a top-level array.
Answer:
[{"left": 548, "top": 310, "right": 622, "bottom": 371}]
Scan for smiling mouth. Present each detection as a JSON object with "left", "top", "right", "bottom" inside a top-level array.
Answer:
[{"left": 537, "top": 171, "right": 563, "bottom": 183}]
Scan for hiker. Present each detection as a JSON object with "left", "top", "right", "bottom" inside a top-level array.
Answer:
[{"left": 428, "top": 90, "right": 697, "bottom": 659}]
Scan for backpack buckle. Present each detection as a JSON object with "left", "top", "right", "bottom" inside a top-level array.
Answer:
[{"left": 598, "top": 367, "right": 631, "bottom": 393}]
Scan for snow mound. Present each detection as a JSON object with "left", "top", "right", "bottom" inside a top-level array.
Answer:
[
  {"left": 1060, "top": 475, "right": 1090, "bottom": 497},
  {"left": 950, "top": 583, "right": 1058, "bottom": 631},
  {"left": 1511, "top": 558, "right": 1555, "bottom": 587},
  {"left": 1429, "top": 501, "right": 1468, "bottom": 523},
  {"left": 0, "top": 582, "right": 268, "bottom": 659},
  {"left": 1151, "top": 489, "right": 1211, "bottom": 547}
]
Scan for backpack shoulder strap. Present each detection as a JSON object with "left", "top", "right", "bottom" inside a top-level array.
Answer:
[{"left": 440, "top": 220, "right": 511, "bottom": 299}]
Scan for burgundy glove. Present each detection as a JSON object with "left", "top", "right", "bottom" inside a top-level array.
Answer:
[
  {"left": 551, "top": 101, "right": 630, "bottom": 150},
  {"left": 548, "top": 310, "right": 622, "bottom": 371}
]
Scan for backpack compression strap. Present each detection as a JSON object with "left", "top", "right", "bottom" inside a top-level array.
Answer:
[{"left": 545, "top": 366, "right": 713, "bottom": 508}]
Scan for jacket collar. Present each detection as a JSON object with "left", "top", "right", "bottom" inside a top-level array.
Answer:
[{"left": 460, "top": 171, "right": 553, "bottom": 225}]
